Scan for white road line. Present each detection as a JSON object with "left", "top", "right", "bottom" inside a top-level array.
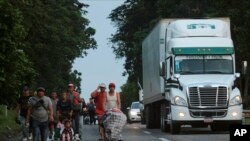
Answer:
[
  {"left": 158, "top": 137, "right": 171, "bottom": 141},
  {"left": 143, "top": 131, "right": 151, "bottom": 134}
]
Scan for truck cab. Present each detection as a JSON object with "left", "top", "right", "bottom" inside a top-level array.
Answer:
[{"left": 142, "top": 18, "right": 243, "bottom": 134}]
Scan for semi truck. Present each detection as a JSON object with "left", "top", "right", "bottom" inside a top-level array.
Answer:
[{"left": 142, "top": 18, "right": 244, "bottom": 134}]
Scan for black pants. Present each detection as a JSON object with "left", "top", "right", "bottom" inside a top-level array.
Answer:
[
  {"left": 89, "top": 110, "right": 96, "bottom": 124},
  {"left": 72, "top": 112, "right": 80, "bottom": 134}
]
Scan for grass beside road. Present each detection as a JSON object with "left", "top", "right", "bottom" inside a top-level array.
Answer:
[
  {"left": 244, "top": 118, "right": 250, "bottom": 125},
  {"left": 0, "top": 105, "right": 21, "bottom": 141},
  {"left": 0, "top": 105, "right": 20, "bottom": 132}
]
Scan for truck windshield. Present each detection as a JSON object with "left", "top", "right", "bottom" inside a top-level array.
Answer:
[
  {"left": 131, "top": 102, "right": 140, "bottom": 109},
  {"left": 175, "top": 55, "right": 233, "bottom": 74}
]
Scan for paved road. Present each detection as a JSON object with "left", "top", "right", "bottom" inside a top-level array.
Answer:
[
  {"left": 10, "top": 117, "right": 229, "bottom": 141},
  {"left": 81, "top": 122, "right": 229, "bottom": 141}
]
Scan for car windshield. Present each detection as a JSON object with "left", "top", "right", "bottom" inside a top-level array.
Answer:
[
  {"left": 175, "top": 55, "right": 233, "bottom": 74},
  {"left": 131, "top": 102, "right": 140, "bottom": 109}
]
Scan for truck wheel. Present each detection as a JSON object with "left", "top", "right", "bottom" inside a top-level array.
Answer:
[
  {"left": 127, "top": 118, "right": 132, "bottom": 124},
  {"left": 155, "top": 104, "right": 161, "bottom": 128},
  {"left": 170, "top": 121, "right": 180, "bottom": 134},
  {"left": 145, "top": 106, "right": 154, "bottom": 129},
  {"left": 141, "top": 110, "right": 146, "bottom": 124},
  {"left": 160, "top": 103, "right": 169, "bottom": 132},
  {"left": 141, "top": 117, "right": 146, "bottom": 124}
]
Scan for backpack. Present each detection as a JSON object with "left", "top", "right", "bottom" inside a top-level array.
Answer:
[
  {"left": 88, "top": 103, "right": 95, "bottom": 111},
  {"left": 69, "top": 91, "right": 81, "bottom": 112}
]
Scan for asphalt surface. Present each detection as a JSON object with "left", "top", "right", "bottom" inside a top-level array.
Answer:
[
  {"left": 9, "top": 117, "right": 230, "bottom": 141},
  {"left": 81, "top": 122, "right": 229, "bottom": 141}
]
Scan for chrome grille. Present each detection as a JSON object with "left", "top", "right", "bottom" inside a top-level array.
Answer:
[
  {"left": 190, "top": 109, "right": 227, "bottom": 118},
  {"left": 189, "top": 86, "right": 228, "bottom": 108}
]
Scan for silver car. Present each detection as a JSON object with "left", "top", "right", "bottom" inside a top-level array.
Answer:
[{"left": 127, "top": 101, "right": 141, "bottom": 122}]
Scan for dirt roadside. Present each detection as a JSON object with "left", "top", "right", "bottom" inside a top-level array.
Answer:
[{"left": 0, "top": 128, "right": 21, "bottom": 141}]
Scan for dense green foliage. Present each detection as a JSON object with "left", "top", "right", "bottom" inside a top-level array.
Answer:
[
  {"left": 120, "top": 81, "right": 138, "bottom": 113},
  {"left": 109, "top": 0, "right": 250, "bottom": 103},
  {"left": 0, "top": 0, "right": 96, "bottom": 107},
  {"left": 0, "top": 0, "right": 36, "bottom": 106}
]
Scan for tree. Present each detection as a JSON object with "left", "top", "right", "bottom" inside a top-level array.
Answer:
[
  {"left": 0, "top": 0, "right": 36, "bottom": 107},
  {"left": 0, "top": 0, "right": 96, "bottom": 107},
  {"left": 120, "top": 81, "right": 138, "bottom": 113},
  {"left": 11, "top": 0, "right": 97, "bottom": 93},
  {"left": 69, "top": 70, "right": 82, "bottom": 93},
  {"left": 109, "top": 0, "right": 250, "bottom": 102}
]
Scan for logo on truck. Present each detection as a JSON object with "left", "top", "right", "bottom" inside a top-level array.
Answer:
[{"left": 187, "top": 24, "right": 216, "bottom": 29}]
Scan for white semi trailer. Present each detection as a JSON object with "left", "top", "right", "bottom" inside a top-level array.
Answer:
[{"left": 142, "top": 18, "right": 243, "bottom": 134}]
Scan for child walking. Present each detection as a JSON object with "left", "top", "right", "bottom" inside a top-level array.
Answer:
[{"left": 60, "top": 120, "right": 74, "bottom": 141}]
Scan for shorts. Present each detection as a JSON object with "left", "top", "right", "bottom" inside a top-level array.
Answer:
[{"left": 97, "top": 115, "right": 104, "bottom": 127}]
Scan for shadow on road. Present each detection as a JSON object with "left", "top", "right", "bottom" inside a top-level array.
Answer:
[{"left": 176, "top": 126, "right": 229, "bottom": 135}]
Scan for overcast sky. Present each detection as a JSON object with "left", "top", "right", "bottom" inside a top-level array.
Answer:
[{"left": 73, "top": 0, "right": 127, "bottom": 100}]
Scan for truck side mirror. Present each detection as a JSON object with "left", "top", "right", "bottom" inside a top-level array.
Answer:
[
  {"left": 174, "top": 74, "right": 180, "bottom": 79},
  {"left": 235, "top": 73, "right": 240, "bottom": 78},
  {"left": 160, "top": 62, "right": 166, "bottom": 76},
  {"left": 242, "top": 61, "right": 248, "bottom": 75},
  {"left": 241, "top": 61, "right": 249, "bottom": 97}
]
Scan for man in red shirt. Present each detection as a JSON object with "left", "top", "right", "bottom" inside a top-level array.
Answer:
[
  {"left": 91, "top": 83, "right": 107, "bottom": 141},
  {"left": 68, "top": 83, "right": 83, "bottom": 140}
]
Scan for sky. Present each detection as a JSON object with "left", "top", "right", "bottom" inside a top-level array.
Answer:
[{"left": 73, "top": 0, "right": 127, "bottom": 100}]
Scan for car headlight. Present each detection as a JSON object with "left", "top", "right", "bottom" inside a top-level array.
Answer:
[
  {"left": 130, "top": 111, "right": 137, "bottom": 116},
  {"left": 229, "top": 95, "right": 242, "bottom": 106},
  {"left": 173, "top": 96, "right": 187, "bottom": 106}
]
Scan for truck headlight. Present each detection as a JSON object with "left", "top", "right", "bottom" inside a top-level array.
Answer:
[
  {"left": 229, "top": 95, "right": 242, "bottom": 106},
  {"left": 173, "top": 96, "right": 187, "bottom": 106}
]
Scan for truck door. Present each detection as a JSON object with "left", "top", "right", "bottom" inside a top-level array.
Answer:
[{"left": 165, "top": 56, "right": 176, "bottom": 92}]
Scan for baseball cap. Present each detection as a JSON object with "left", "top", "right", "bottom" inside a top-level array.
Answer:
[
  {"left": 23, "top": 86, "right": 29, "bottom": 91},
  {"left": 99, "top": 83, "right": 106, "bottom": 88},
  {"left": 68, "top": 83, "right": 74, "bottom": 87},
  {"left": 109, "top": 83, "right": 116, "bottom": 88},
  {"left": 36, "top": 87, "right": 45, "bottom": 93}
]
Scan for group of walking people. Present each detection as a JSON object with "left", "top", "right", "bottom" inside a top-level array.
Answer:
[
  {"left": 91, "top": 83, "right": 127, "bottom": 141},
  {"left": 82, "top": 98, "right": 96, "bottom": 125},
  {"left": 16, "top": 82, "right": 126, "bottom": 141},
  {"left": 16, "top": 83, "right": 84, "bottom": 141}
]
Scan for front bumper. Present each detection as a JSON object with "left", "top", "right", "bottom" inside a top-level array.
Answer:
[
  {"left": 128, "top": 114, "right": 141, "bottom": 121},
  {"left": 171, "top": 104, "right": 242, "bottom": 122}
]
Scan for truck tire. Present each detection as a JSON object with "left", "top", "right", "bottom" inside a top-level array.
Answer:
[
  {"left": 145, "top": 106, "right": 154, "bottom": 129},
  {"left": 154, "top": 104, "right": 161, "bottom": 128},
  {"left": 170, "top": 121, "right": 180, "bottom": 134},
  {"left": 127, "top": 118, "right": 132, "bottom": 124},
  {"left": 160, "top": 103, "right": 169, "bottom": 132},
  {"left": 141, "top": 110, "right": 146, "bottom": 124},
  {"left": 141, "top": 118, "right": 146, "bottom": 124}
]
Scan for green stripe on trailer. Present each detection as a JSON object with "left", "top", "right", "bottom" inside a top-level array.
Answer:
[{"left": 172, "top": 47, "right": 234, "bottom": 55}]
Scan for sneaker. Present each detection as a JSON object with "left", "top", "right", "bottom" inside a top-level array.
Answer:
[
  {"left": 28, "top": 133, "right": 32, "bottom": 140},
  {"left": 22, "top": 138, "right": 28, "bottom": 141},
  {"left": 75, "top": 134, "right": 80, "bottom": 140}
]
